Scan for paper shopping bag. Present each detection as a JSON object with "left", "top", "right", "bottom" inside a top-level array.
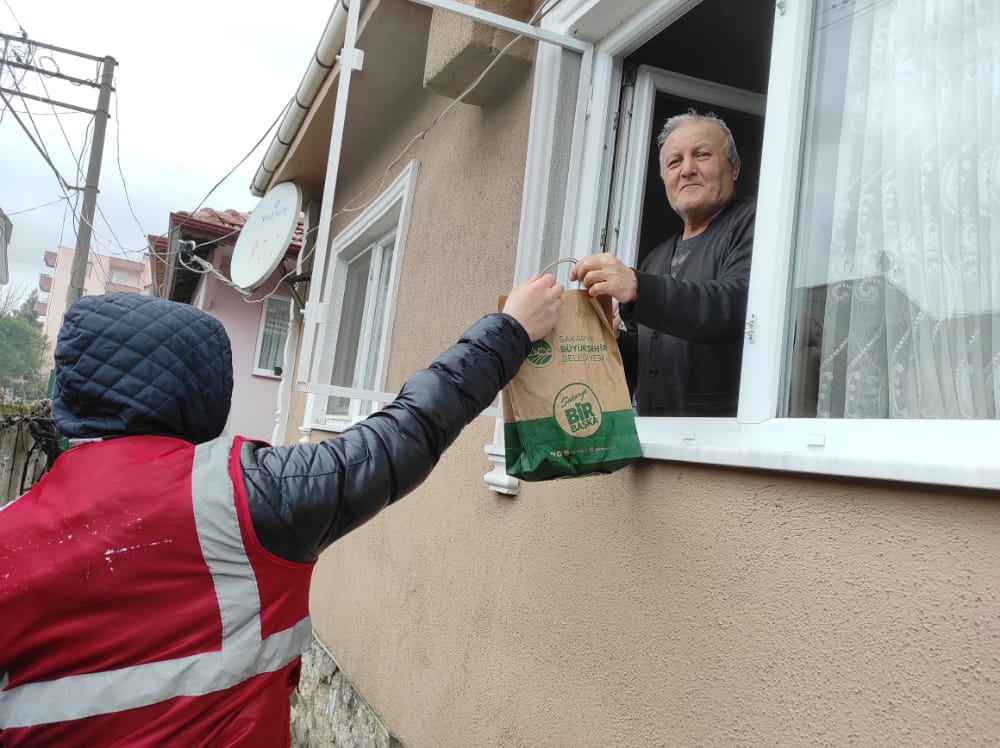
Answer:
[{"left": 501, "top": 290, "right": 642, "bottom": 481}]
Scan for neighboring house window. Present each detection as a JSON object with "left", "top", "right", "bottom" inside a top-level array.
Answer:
[
  {"left": 298, "top": 160, "right": 419, "bottom": 430},
  {"left": 516, "top": 0, "right": 1000, "bottom": 488},
  {"left": 254, "top": 296, "right": 292, "bottom": 377},
  {"left": 108, "top": 269, "right": 134, "bottom": 286}
]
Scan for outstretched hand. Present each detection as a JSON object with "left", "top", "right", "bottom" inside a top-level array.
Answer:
[
  {"left": 569, "top": 253, "right": 638, "bottom": 304},
  {"left": 502, "top": 274, "right": 564, "bottom": 341}
]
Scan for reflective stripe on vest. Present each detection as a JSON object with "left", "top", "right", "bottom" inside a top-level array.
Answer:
[{"left": 0, "top": 437, "right": 312, "bottom": 727}]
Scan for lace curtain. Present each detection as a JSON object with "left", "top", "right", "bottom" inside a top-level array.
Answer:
[
  {"left": 816, "top": 0, "right": 1000, "bottom": 418},
  {"left": 258, "top": 299, "right": 290, "bottom": 373}
]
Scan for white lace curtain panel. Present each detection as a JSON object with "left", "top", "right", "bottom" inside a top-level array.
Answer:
[
  {"left": 816, "top": 0, "right": 1000, "bottom": 418},
  {"left": 259, "top": 302, "right": 290, "bottom": 371}
]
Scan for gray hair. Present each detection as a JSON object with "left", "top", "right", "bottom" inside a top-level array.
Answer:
[{"left": 656, "top": 110, "right": 740, "bottom": 166}]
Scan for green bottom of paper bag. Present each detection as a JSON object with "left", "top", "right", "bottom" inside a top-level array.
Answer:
[{"left": 504, "top": 410, "right": 642, "bottom": 482}]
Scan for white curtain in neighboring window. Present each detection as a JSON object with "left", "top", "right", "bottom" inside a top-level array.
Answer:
[
  {"left": 258, "top": 299, "right": 291, "bottom": 373},
  {"left": 817, "top": 0, "right": 1000, "bottom": 418}
]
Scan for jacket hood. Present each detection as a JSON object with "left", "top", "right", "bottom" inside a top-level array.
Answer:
[{"left": 52, "top": 293, "right": 233, "bottom": 443}]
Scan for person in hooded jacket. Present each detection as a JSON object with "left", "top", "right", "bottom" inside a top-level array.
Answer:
[{"left": 0, "top": 273, "right": 563, "bottom": 747}]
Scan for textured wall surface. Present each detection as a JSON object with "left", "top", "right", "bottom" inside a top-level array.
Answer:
[{"left": 312, "top": 459, "right": 1000, "bottom": 747}]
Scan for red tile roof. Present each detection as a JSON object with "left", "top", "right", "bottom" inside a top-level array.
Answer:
[{"left": 169, "top": 207, "right": 304, "bottom": 249}]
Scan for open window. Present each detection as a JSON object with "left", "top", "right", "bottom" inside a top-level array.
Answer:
[
  {"left": 521, "top": 0, "right": 1000, "bottom": 489},
  {"left": 605, "top": 6, "right": 772, "bottom": 270},
  {"left": 596, "top": 2, "right": 774, "bottom": 419}
]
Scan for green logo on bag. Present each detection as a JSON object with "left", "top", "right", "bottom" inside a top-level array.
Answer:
[
  {"left": 553, "top": 383, "right": 603, "bottom": 438},
  {"left": 527, "top": 339, "right": 553, "bottom": 367}
]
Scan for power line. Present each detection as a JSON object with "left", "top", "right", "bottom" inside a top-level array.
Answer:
[
  {"left": 110, "top": 85, "right": 146, "bottom": 240},
  {"left": 0, "top": 23, "right": 32, "bottom": 122},
  {"left": 36, "top": 61, "right": 89, "bottom": 185},
  {"left": 185, "top": 97, "right": 293, "bottom": 223},
  {"left": 0, "top": 87, "right": 74, "bottom": 192},
  {"left": 0, "top": 0, "right": 25, "bottom": 32},
  {"left": 6, "top": 196, "right": 64, "bottom": 215}
]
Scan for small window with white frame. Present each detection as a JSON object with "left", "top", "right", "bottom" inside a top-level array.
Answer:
[
  {"left": 325, "top": 228, "right": 397, "bottom": 423},
  {"left": 299, "top": 159, "right": 419, "bottom": 431},
  {"left": 253, "top": 296, "right": 292, "bottom": 377}
]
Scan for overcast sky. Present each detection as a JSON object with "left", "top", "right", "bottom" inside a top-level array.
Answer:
[{"left": 0, "top": 0, "right": 334, "bottom": 302}]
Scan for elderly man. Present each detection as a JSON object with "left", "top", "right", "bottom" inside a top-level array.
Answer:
[{"left": 570, "top": 110, "right": 755, "bottom": 417}]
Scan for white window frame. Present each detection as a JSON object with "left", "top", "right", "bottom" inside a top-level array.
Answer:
[
  {"left": 324, "top": 228, "right": 397, "bottom": 426},
  {"left": 301, "top": 159, "right": 419, "bottom": 432},
  {"left": 252, "top": 295, "right": 292, "bottom": 378},
  {"left": 513, "top": 0, "right": 1000, "bottom": 490}
]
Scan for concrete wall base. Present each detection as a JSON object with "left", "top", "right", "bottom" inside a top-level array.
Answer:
[{"left": 291, "top": 636, "right": 404, "bottom": 748}]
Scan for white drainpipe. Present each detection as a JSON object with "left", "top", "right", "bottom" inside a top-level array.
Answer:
[{"left": 250, "top": 1, "right": 350, "bottom": 197}]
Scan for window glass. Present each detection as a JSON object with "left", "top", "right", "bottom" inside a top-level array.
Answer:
[
  {"left": 325, "top": 230, "right": 397, "bottom": 420},
  {"left": 784, "top": 0, "right": 1000, "bottom": 419},
  {"left": 109, "top": 269, "right": 134, "bottom": 285},
  {"left": 328, "top": 249, "right": 373, "bottom": 418},
  {"left": 256, "top": 297, "right": 291, "bottom": 375},
  {"left": 355, "top": 240, "right": 394, "bottom": 416}
]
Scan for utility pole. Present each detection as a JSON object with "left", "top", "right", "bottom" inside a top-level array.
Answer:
[
  {"left": 0, "top": 32, "right": 117, "bottom": 306},
  {"left": 66, "top": 55, "right": 116, "bottom": 306}
]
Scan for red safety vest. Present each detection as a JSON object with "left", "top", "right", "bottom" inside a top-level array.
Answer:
[{"left": 0, "top": 435, "right": 314, "bottom": 747}]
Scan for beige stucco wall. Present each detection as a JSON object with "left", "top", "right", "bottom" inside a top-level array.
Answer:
[
  {"left": 314, "top": 458, "right": 998, "bottom": 746},
  {"left": 286, "top": 6, "right": 1000, "bottom": 746}
]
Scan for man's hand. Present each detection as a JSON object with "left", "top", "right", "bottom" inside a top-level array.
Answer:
[
  {"left": 569, "top": 254, "right": 638, "bottom": 304},
  {"left": 502, "top": 274, "right": 564, "bottom": 341}
]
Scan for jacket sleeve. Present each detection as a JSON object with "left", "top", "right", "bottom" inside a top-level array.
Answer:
[{"left": 238, "top": 313, "right": 531, "bottom": 563}]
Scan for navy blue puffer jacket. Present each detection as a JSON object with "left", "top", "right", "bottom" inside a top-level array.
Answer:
[{"left": 53, "top": 293, "right": 233, "bottom": 444}]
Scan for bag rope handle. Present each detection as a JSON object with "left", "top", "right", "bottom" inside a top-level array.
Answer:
[
  {"left": 539, "top": 257, "right": 578, "bottom": 277},
  {"left": 538, "top": 257, "right": 618, "bottom": 334}
]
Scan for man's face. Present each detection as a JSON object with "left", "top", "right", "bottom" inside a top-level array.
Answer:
[{"left": 659, "top": 119, "right": 739, "bottom": 229}]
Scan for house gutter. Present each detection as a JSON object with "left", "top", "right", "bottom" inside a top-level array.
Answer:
[{"left": 250, "top": 1, "right": 350, "bottom": 197}]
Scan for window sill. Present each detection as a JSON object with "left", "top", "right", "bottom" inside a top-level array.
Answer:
[{"left": 635, "top": 417, "right": 1000, "bottom": 491}]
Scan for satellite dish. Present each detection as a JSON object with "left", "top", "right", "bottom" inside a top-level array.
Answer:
[{"left": 230, "top": 181, "right": 302, "bottom": 291}]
